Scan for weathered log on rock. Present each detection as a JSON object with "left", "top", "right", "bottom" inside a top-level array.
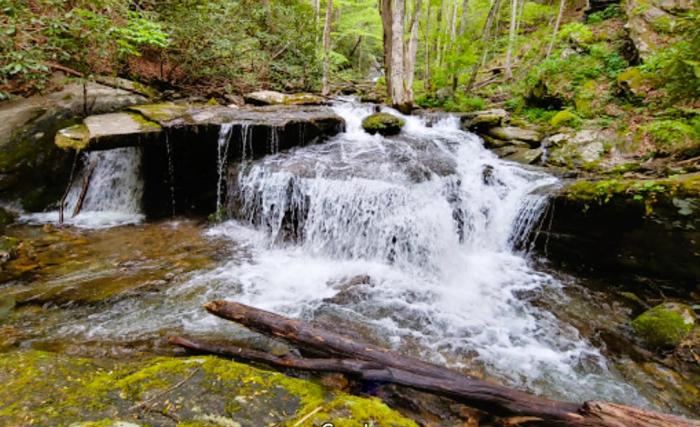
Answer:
[{"left": 200, "top": 300, "right": 699, "bottom": 427}]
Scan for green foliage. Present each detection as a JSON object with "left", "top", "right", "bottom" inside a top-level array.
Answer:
[
  {"left": 550, "top": 109, "right": 580, "bottom": 127},
  {"left": 640, "top": 11, "right": 700, "bottom": 100},
  {"left": 586, "top": 5, "right": 622, "bottom": 24},
  {"left": 416, "top": 93, "right": 486, "bottom": 112},
  {"left": 1, "top": 0, "right": 319, "bottom": 95},
  {"left": 558, "top": 23, "right": 595, "bottom": 48},
  {"left": 640, "top": 118, "right": 700, "bottom": 150}
]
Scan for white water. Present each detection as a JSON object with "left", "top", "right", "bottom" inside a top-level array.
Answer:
[
  {"left": 21, "top": 147, "right": 144, "bottom": 228},
  {"left": 56, "top": 101, "right": 648, "bottom": 405}
]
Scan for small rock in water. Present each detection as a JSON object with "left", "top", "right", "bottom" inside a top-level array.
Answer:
[
  {"left": 632, "top": 302, "right": 696, "bottom": 349},
  {"left": 361, "top": 112, "right": 405, "bottom": 136}
]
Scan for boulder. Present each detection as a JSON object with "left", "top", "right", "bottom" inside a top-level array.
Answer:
[
  {"left": 504, "top": 147, "right": 544, "bottom": 165},
  {"left": 460, "top": 109, "right": 508, "bottom": 131},
  {"left": 362, "top": 112, "right": 405, "bottom": 136},
  {"left": 533, "top": 174, "right": 700, "bottom": 286},
  {"left": 632, "top": 302, "right": 696, "bottom": 348},
  {"left": 0, "top": 82, "right": 146, "bottom": 211},
  {"left": 244, "top": 90, "right": 327, "bottom": 106},
  {"left": 623, "top": 0, "right": 690, "bottom": 60},
  {"left": 545, "top": 129, "right": 607, "bottom": 167},
  {"left": 485, "top": 126, "right": 542, "bottom": 146}
]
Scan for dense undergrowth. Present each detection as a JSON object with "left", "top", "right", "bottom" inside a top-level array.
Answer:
[{"left": 0, "top": 0, "right": 319, "bottom": 98}]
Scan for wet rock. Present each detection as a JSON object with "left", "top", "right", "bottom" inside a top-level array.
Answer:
[
  {"left": 0, "top": 82, "right": 146, "bottom": 211},
  {"left": 534, "top": 174, "right": 700, "bottom": 286},
  {"left": 56, "top": 113, "right": 162, "bottom": 151},
  {"left": 484, "top": 126, "right": 542, "bottom": 147},
  {"left": 0, "top": 236, "right": 19, "bottom": 265},
  {"left": 503, "top": 147, "right": 544, "bottom": 165},
  {"left": 632, "top": 302, "right": 696, "bottom": 348},
  {"left": 244, "top": 90, "right": 327, "bottom": 106},
  {"left": 0, "top": 350, "right": 417, "bottom": 427},
  {"left": 362, "top": 112, "right": 406, "bottom": 136},
  {"left": 460, "top": 108, "right": 508, "bottom": 131}
]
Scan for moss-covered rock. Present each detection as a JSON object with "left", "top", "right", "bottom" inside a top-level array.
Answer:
[
  {"left": 632, "top": 302, "right": 696, "bottom": 348},
  {"left": 362, "top": 112, "right": 405, "bottom": 136},
  {"left": 0, "top": 350, "right": 417, "bottom": 427},
  {"left": 550, "top": 110, "right": 579, "bottom": 127}
]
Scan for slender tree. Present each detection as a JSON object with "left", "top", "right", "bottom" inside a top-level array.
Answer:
[
  {"left": 322, "top": 0, "right": 334, "bottom": 96},
  {"left": 423, "top": 0, "right": 432, "bottom": 91},
  {"left": 404, "top": 0, "right": 422, "bottom": 103},
  {"left": 505, "top": 0, "right": 518, "bottom": 79},
  {"left": 546, "top": 0, "right": 565, "bottom": 58}
]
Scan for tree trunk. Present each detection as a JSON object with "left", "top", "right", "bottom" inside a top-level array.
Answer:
[
  {"left": 452, "top": 0, "right": 470, "bottom": 92},
  {"left": 380, "top": 0, "right": 394, "bottom": 99},
  {"left": 404, "top": 0, "right": 422, "bottom": 105},
  {"left": 390, "top": 0, "right": 407, "bottom": 107},
  {"left": 546, "top": 0, "right": 565, "bottom": 58},
  {"left": 175, "top": 300, "right": 700, "bottom": 427},
  {"left": 321, "top": 0, "right": 333, "bottom": 96},
  {"left": 465, "top": 0, "right": 501, "bottom": 92},
  {"left": 504, "top": 0, "right": 518, "bottom": 79},
  {"left": 423, "top": 0, "right": 431, "bottom": 91}
]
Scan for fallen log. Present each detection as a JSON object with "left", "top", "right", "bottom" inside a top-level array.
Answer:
[{"left": 185, "top": 300, "right": 700, "bottom": 427}]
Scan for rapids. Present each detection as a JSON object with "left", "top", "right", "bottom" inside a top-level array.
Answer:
[{"left": 41, "top": 100, "right": 653, "bottom": 406}]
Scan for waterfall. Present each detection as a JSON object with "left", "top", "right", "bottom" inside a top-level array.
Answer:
[
  {"left": 165, "top": 132, "right": 176, "bottom": 217},
  {"left": 216, "top": 123, "right": 235, "bottom": 216},
  {"left": 57, "top": 100, "right": 649, "bottom": 407},
  {"left": 22, "top": 147, "right": 144, "bottom": 228}
]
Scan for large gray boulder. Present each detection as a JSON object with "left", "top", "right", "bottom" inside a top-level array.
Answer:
[{"left": 244, "top": 90, "right": 327, "bottom": 106}]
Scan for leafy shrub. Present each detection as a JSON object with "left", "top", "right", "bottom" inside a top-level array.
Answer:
[
  {"left": 586, "top": 5, "right": 622, "bottom": 24},
  {"left": 641, "top": 118, "right": 699, "bottom": 150},
  {"left": 558, "top": 23, "right": 595, "bottom": 48},
  {"left": 640, "top": 11, "right": 700, "bottom": 100}
]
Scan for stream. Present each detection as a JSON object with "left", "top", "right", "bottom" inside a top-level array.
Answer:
[{"left": 6, "top": 100, "right": 697, "bottom": 416}]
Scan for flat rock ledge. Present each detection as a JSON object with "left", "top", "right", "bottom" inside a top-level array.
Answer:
[{"left": 55, "top": 103, "right": 345, "bottom": 152}]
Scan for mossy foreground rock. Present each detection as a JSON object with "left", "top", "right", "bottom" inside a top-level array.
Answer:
[
  {"left": 0, "top": 350, "right": 416, "bottom": 427},
  {"left": 362, "top": 112, "right": 405, "bottom": 136},
  {"left": 632, "top": 302, "right": 696, "bottom": 348}
]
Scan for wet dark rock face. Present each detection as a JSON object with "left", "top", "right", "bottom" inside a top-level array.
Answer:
[
  {"left": 141, "top": 108, "right": 345, "bottom": 218},
  {"left": 535, "top": 184, "right": 700, "bottom": 290}
]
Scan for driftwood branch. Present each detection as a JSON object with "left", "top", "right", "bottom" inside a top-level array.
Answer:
[
  {"left": 169, "top": 300, "right": 699, "bottom": 427},
  {"left": 72, "top": 161, "right": 96, "bottom": 218}
]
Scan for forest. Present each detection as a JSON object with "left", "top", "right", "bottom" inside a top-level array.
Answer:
[{"left": 0, "top": 0, "right": 699, "bottom": 426}]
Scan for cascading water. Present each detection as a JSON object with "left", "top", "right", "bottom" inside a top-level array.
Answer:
[
  {"left": 57, "top": 100, "right": 651, "bottom": 407},
  {"left": 216, "top": 123, "right": 235, "bottom": 215},
  {"left": 22, "top": 147, "right": 144, "bottom": 228}
]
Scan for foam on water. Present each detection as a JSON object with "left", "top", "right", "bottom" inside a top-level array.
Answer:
[
  {"left": 55, "top": 100, "right": 648, "bottom": 406},
  {"left": 21, "top": 147, "right": 144, "bottom": 229}
]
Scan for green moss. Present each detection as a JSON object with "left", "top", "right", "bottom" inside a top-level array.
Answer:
[
  {"left": 362, "top": 112, "right": 405, "bottom": 136},
  {"left": 0, "top": 351, "right": 415, "bottom": 426},
  {"left": 55, "top": 123, "right": 90, "bottom": 150},
  {"left": 550, "top": 110, "right": 579, "bottom": 127},
  {"left": 632, "top": 303, "right": 695, "bottom": 348},
  {"left": 562, "top": 173, "right": 700, "bottom": 213},
  {"left": 128, "top": 103, "right": 189, "bottom": 123}
]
